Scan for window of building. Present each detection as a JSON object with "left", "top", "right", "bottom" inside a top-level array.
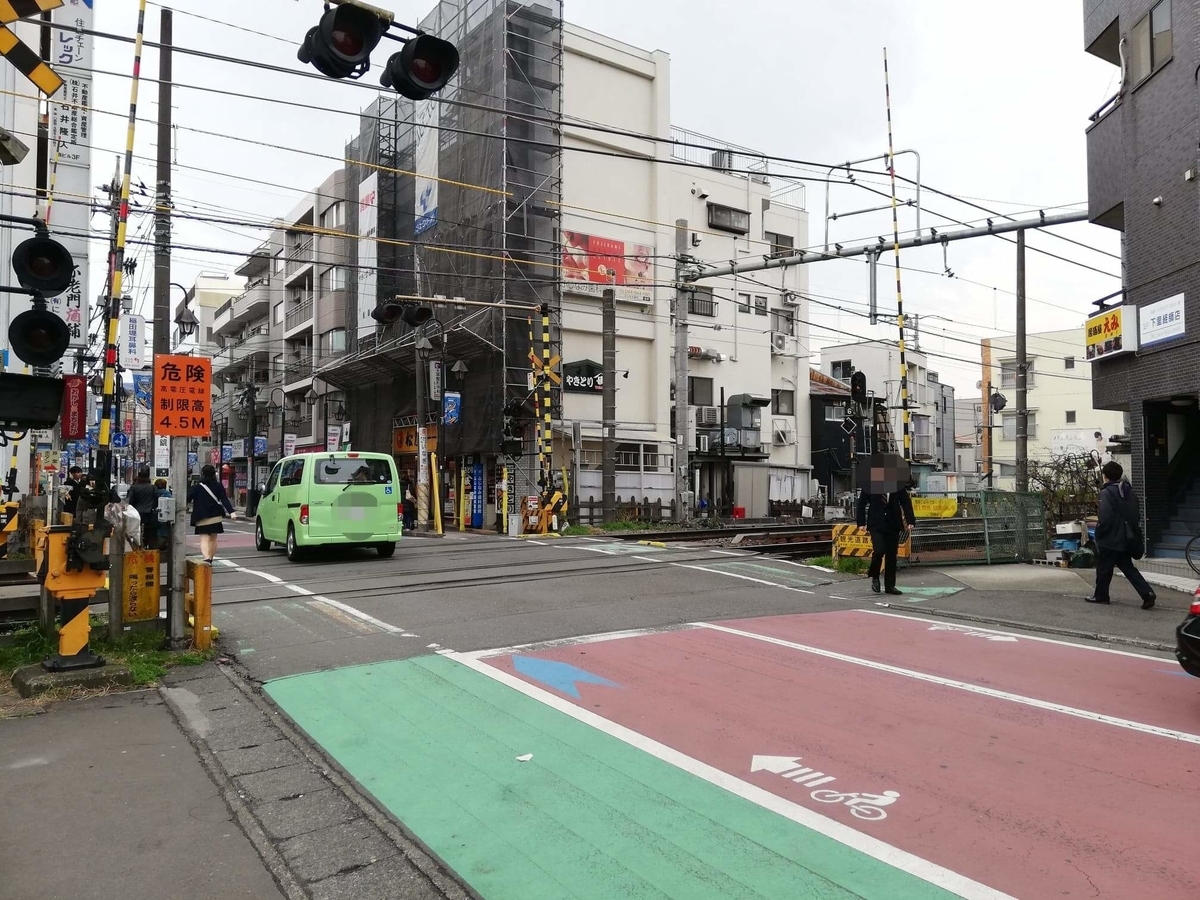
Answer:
[
  {"left": 824, "top": 402, "right": 845, "bottom": 422},
  {"left": 687, "top": 286, "right": 717, "bottom": 317},
  {"left": 1130, "top": 0, "right": 1171, "bottom": 84},
  {"left": 272, "top": 252, "right": 283, "bottom": 274},
  {"left": 1000, "top": 360, "right": 1035, "bottom": 389},
  {"left": 272, "top": 353, "right": 283, "bottom": 376},
  {"left": 764, "top": 231, "right": 793, "bottom": 258},
  {"left": 319, "top": 201, "right": 344, "bottom": 230},
  {"left": 273, "top": 301, "right": 284, "bottom": 324},
  {"left": 688, "top": 376, "right": 713, "bottom": 407},
  {"left": 320, "top": 328, "right": 346, "bottom": 357},
  {"left": 736, "top": 292, "right": 751, "bottom": 314},
  {"left": 830, "top": 360, "right": 854, "bottom": 382},
  {"left": 770, "top": 309, "right": 794, "bottom": 335},
  {"left": 319, "top": 266, "right": 346, "bottom": 294},
  {"left": 753, "top": 295, "right": 768, "bottom": 317},
  {"left": 1063, "top": 356, "right": 1075, "bottom": 370},
  {"left": 707, "top": 203, "right": 750, "bottom": 235},
  {"left": 772, "top": 389, "right": 795, "bottom": 415},
  {"left": 1001, "top": 412, "right": 1037, "bottom": 441},
  {"left": 1066, "top": 410, "right": 1077, "bottom": 424}
]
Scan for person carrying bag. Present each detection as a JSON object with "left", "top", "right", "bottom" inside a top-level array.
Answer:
[
  {"left": 1087, "top": 461, "right": 1155, "bottom": 609},
  {"left": 188, "top": 464, "right": 235, "bottom": 563}
]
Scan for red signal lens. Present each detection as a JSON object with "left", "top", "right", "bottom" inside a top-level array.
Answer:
[
  {"left": 331, "top": 26, "right": 363, "bottom": 57},
  {"left": 410, "top": 55, "right": 441, "bottom": 85}
]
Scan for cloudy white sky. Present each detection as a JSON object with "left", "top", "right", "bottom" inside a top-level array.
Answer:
[{"left": 85, "top": 0, "right": 1119, "bottom": 395}]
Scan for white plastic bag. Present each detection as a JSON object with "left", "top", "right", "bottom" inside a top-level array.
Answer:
[{"left": 122, "top": 504, "right": 142, "bottom": 549}]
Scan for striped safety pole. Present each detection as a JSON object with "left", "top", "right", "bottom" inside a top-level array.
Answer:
[
  {"left": 883, "top": 48, "right": 911, "bottom": 461},
  {"left": 95, "top": 0, "right": 147, "bottom": 498},
  {"left": 540, "top": 303, "right": 552, "bottom": 533}
]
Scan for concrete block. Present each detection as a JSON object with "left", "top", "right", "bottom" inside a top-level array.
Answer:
[
  {"left": 234, "top": 763, "right": 329, "bottom": 804},
  {"left": 253, "top": 788, "right": 357, "bottom": 840},
  {"left": 215, "top": 739, "right": 301, "bottom": 777},
  {"left": 278, "top": 819, "right": 397, "bottom": 884},
  {"left": 11, "top": 662, "right": 133, "bottom": 698}
]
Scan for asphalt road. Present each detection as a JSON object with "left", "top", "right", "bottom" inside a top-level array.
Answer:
[{"left": 193, "top": 524, "right": 1198, "bottom": 899}]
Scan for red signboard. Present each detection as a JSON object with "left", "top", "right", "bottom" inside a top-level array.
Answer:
[
  {"left": 561, "top": 231, "right": 653, "bottom": 303},
  {"left": 60, "top": 374, "right": 87, "bottom": 439}
]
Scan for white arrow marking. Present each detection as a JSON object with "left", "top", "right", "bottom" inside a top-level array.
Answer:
[
  {"left": 750, "top": 755, "right": 802, "bottom": 774},
  {"left": 928, "top": 624, "right": 1017, "bottom": 642}
]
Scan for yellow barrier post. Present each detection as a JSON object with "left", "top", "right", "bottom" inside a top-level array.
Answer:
[
  {"left": 184, "top": 559, "right": 212, "bottom": 651},
  {"left": 430, "top": 452, "right": 443, "bottom": 535}
]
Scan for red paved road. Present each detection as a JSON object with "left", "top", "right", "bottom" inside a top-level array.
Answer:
[{"left": 487, "top": 611, "right": 1200, "bottom": 899}]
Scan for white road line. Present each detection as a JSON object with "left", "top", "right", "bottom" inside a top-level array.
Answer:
[
  {"left": 853, "top": 608, "right": 1170, "bottom": 661},
  {"left": 768, "top": 558, "right": 837, "bottom": 574},
  {"left": 696, "top": 621, "right": 1200, "bottom": 745},
  {"left": 707, "top": 549, "right": 750, "bottom": 556},
  {"left": 449, "top": 650, "right": 1014, "bottom": 900},
  {"left": 670, "top": 561, "right": 815, "bottom": 595},
  {"left": 460, "top": 624, "right": 693, "bottom": 661},
  {"left": 632, "top": 555, "right": 662, "bottom": 563},
  {"left": 310, "top": 594, "right": 411, "bottom": 635},
  {"left": 306, "top": 599, "right": 375, "bottom": 634},
  {"left": 285, "top": 583, "right": 315, "bottom": 596}
]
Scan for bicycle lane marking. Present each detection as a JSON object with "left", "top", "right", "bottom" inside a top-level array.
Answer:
[
  {"left": 479, "top": 619, "right": 1198, "bottom": 899},
  {"left": 746, "top": 608, "right": 1199, "bottom": 734}
]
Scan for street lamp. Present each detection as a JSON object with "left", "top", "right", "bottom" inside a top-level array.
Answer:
[{"left": 265, "top": 386, "right": 287, "bottom": 461}]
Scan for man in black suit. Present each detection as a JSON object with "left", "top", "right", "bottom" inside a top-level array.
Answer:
[{"left": 856, "top": 481, "right": 915, "bottom": 595}]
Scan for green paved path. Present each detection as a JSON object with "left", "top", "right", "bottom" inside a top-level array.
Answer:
[{"left": 265, "top": 655, "right": 958, "bottom": 900}]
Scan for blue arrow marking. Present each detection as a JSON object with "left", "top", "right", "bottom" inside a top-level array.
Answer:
[{"left": 512, "top": 655, "right": 620, "bottom": 699}]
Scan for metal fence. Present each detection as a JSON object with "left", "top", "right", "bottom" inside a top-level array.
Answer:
[{"left": 907, "top": 491, "right": 1046, "bottom": 565}]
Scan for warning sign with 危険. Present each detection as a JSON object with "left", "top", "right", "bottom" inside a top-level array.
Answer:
[
  {"left": 832, "top": 523, "right": 911, "bottom": 559},
  {"left": 154, "top": 354, "right": 211, "bottom": 437},
  {"left": 123, "top": 549, "right": 161, "bottom": 622}
]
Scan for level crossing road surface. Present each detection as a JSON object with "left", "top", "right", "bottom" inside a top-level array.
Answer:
[{"left": 202, "top": 527, "right": 1199, "bottom": 899}]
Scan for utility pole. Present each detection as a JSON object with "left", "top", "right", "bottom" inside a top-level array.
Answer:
[
  {"left": 673, "top": 219, "right": 690, "bottom": 524},
  {"left": 601, "top": 288, "right": 616, "bottom": 523},
  {"left": 153, "top": 7, "right": 185, "bottom": 646},
  {"left": 1015, "top": 229, "right": 1028, "bottom": 493}
]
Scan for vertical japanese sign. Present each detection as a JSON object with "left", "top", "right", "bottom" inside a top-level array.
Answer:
[
  {"left": 153, "top": 354, "right": 211, "bottom": 436},
  {"left": 133, "top": 373, "right": 152, "bottom": 410},
  {"left": 356, "top": 173, "right": 379, "bottom": 342},
  {"left": 428, "top": 359, "right": 443, "bottom": 401},
  {"left": 60, "top": 373, "right": 87, "bottom": 440},
  {"left": 120, "top": 314, "right": 144, "bottom": 368},
  {"left": 46, "top": 0, "right": 93, "bottom": 349},
  {"left": 284, "top": 434, "right": 297, "bottom": 456},
  {"left": 123, "top": 549, "right": 161, "bottom": 623},
  {"left": 325, "top": 425, "right": 340, "bottom": 452},
  {"left": 154, "top": 435, "right": 169, "bottom": 479},
  {"left": 413, "top": 99, "right": 439, "bottom": 234},
  {"left": 471, "top": 461, "right": 484, "bottom": 528}
]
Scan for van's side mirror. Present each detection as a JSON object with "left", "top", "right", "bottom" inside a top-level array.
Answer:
[{"left": 258, "top": 483, "right": 267, "bottom": 494}]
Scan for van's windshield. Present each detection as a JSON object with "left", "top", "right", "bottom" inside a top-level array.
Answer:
[{"left": 314, "top": 458, "right": 393, "bottom": 485}]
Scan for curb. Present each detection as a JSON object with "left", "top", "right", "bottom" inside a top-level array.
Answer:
[
  {"left": 872, "top": 602, "right": 1175, "bottom": 653},
  {"left": 515, "top": 532, "right": 562, "bottom": 539}
]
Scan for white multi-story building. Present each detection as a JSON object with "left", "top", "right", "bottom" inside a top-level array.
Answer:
[
  {"left": 818, "top": 340, "right": 955, "bottom": 473},
  {"left": 558, "top": 25, "right": 811, "bottom": 516},
  {"left": 981, "top": 327, "right": 1126, "bottom": 488}
]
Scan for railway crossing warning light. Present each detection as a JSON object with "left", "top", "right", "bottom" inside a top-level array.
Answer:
[
  {"left": 990, "top": 391, "right": 1008, "bottom": 413},
  {"left": 298, "top": 0, "right": 458, "bottom": 100},
  {"left": 7, "top": 231, "right": 74, "bottom": 366},
  {"left": 371, "top": 299, "right": 432, "bottom": 327},
  {"left": 850, "top": 371, "right": 868, "bottom": 407}
]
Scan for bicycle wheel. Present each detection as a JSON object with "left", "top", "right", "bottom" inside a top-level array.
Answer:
[
  {"left": 810, "top": 790, "right": 846, "bottom": 804},
  {"left": 849, "top": 805, "right": 888, "bottom": 821},
  {"left": 1186, "top": 534, "right": 1200, "bottom": 577}
]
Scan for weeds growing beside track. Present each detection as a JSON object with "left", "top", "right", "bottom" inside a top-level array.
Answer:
[{"left": 810, "top": 555, "right": 870, "bottom": 575}]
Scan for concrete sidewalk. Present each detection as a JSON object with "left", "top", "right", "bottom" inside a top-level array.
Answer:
[{"left": 0, "top": 691, "right": 284, "bottom": 900}]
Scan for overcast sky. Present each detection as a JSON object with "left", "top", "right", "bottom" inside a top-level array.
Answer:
[{"left": 86, "top": 0, "right": 1119, "bottom": 395}]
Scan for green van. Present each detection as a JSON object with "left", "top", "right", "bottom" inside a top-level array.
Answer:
[{"left": 254, "top": 452, "right": 402, "bottom": 561}]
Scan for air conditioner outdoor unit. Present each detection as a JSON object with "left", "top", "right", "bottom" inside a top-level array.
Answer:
[
  {"left": 695, "top": 406, "right": 719, "bottom": 427},
  {"left": 781, "top": 293, "right": 800, "bottom": 307},
  {"left": 770, "top": 332, "right": 788, "bottom": 354}
]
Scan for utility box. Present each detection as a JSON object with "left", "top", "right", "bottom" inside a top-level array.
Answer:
[{"left": 157, "top": 494, "right": 175, "bottom": 523}]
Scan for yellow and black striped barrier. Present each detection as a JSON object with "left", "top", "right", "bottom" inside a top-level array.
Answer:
[
  {"left": 832, "top": 524, "right": 911, "bottom": 560},
  {"left": 0, "top": 0, "right": 65, "bottom": 97},
  {"left": 36, "top": 524, "right": 108, "bottom": 670}
]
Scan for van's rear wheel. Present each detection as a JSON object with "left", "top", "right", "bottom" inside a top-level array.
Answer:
[
  {"left": 255, "top": 518, "right": 271, "bottom": 551},
  {"left": 376, "top": 542, "right": 396, "bottom": 558},
  {"left": 286, "top": 524, "right": 304, "bottom": 562}
]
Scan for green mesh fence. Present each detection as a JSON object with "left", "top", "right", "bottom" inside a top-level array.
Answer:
[
  {"left": 907, "top": 491, "right": 1046, "bottom": 565},
  {"left": 980, "top": 491, "right": 1047, "bottom": 564}
]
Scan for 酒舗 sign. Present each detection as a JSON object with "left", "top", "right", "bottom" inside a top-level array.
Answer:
[
  {"left": 1085, "top": 307, "right": 1135, "bottom": 361},
  {"left": 563, "top": 360, "right": 604, "bottom": 393},
  {"left": 1138, "top": 293, "right": 1185, "bottom": 348}
]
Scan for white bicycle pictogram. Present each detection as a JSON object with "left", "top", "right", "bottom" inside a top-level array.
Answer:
[{"left": 810, "top": 789, "right": 900, "bottom": 820}]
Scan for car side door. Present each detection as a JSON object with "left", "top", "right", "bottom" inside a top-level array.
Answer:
[
  {"left": 259, "top": 463, "right": 283, "bottom": 540},
  {"left": 277, "top": 459, "right": 305, "bottom": 533}
]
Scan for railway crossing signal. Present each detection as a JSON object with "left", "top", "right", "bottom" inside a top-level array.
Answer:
[{"left": 0, "top": 0, "right": 65, "bottom": 97}]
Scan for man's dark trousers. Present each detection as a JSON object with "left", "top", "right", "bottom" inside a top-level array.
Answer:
[
  {"left": 867, "top": 529, "right": 900, "bottom": 590},
  {"left": 1093, "top": 548, "right": 1154, "bottom": 602}
]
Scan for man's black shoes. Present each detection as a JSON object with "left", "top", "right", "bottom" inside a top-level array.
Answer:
[
  {"left": 871, "top": 577, "right": 881, "bottom": 594},
  {"left": 1085, "top": 596, "right": 1110, "bottom": 604}
]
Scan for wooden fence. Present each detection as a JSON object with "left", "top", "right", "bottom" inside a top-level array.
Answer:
[{"left": 576, "top": 495, "right": 677, "bottom": 525}]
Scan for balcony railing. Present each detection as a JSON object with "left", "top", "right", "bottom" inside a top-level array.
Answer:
[
  {"left": 285, "top": 298, "right": 314, "bottom": 331},
  {"left": 688, "top": 295, "right": 718, "bottom": 317},
  {"left": 284, "top": 354, "right": 314, "bottom": 384}
]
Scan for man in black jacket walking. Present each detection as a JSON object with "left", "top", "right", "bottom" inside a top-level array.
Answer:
[
  {"left": 856, "top": 484, "right": 915, "bottom": 595},
  {"left": 1087, "top": 461, "right": 1155, "bottom": 609}
]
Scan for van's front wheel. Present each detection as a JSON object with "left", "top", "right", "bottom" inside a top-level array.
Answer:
[
  {"left": 376, "top": 542, "right": 396, "bottom": 558},
  {"left": 286, "top": 524, "right": 304, "bottom": 562},
  {"left": 255, "top": 518, "right": 271, "bottom": 551}
]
